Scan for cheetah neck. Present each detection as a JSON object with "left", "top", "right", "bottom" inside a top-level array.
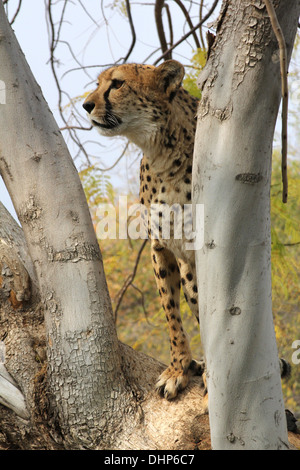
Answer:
[{"left": 131, "top": 90, "right": 197, "bottom": 177}]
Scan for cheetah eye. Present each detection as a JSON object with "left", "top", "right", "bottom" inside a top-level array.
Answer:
[{"left": 111, "top": 79, "right": 125, "bottom": 90}]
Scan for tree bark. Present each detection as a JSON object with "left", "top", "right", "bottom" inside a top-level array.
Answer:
[
  {"left": 193, "top": 0, "right": 300, "bottom": 450},
  {"left": 0, "top": 3, "right": 209, "bottom": 450}
]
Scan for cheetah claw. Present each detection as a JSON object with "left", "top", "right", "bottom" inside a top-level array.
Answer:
[{"left": 156, "top": 359, "right": 205, "bottom": 400}]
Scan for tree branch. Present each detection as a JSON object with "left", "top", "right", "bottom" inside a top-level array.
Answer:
[
  {"left": 45, "top": 0, "right": 92, "bottom": 166},
  {"left": 123, "top": 0, "right": 136, "bottom": 63},
  {"left": 60, "top": 125, "right": 92, "bottom": 132},
  {"left": 173, "top": 0, "right": 201, "bottom": 50},
  {"left": 8, "top": 0, "right": 23, "bottom": 25},
  {"left": 199, "top": 0, "right": 206, "bottom": 49},
  {"left": 114, "top": 239, "right": 148, "bottom": 322},
  {"left": 155, "top": 0, "right": 172, "bottom": 60},
  {"left": 164, "top": 3, "right": 173, "bottom": 51},
  {"left": 264, "top": 0, "right": 289, "bottom": 203}
]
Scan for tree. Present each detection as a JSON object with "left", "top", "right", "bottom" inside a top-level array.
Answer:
[
  {"left": 0, "top": 0, "right": 209, "bottom": 450},
  {"left": 193, "top": 0, "right": 300, "bottom": 449},
  {"left": 0, "top": 0, "right": 299, "bottom": 451}
]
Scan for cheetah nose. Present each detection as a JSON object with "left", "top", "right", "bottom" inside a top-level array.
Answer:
[{"left": 83, "top": 101, "right": 95, "bottom": 114}]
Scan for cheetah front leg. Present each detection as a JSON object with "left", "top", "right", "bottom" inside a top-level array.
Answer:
[
  {"left": 177, "top": 258, "right": 199, "bottom": 320},
  {"left": 151, "top": 241, "right": 203, "bottom": 399},
  {"left": 178, "top": 257, "right": 208, "bottom": 403}
]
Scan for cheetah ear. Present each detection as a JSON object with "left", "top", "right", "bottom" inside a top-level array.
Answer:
[{"left": 155, "top": 60, "right": 185, "bottom": 100}]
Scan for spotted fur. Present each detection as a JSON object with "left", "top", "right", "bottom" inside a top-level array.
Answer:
[{"left": 83, "top": 60, "right": 204, "bottom": 399}]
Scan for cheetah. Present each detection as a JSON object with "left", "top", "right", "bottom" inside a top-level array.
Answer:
[
  {"left": 83, "top": 60, "right": 204, "bottom": 399},
  {"left": 83, "top": 60, "right": 291, "bottom": 407}
]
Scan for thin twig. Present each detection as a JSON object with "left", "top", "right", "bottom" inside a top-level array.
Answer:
[
  {"left": 131, "top": 283, "right": 151, "bottom": 322},
  {"left": 78, "top": 0, "right": 100, "bottom": 28},
  {"left": 60, "top": 125, "right": 92, "bottom": 131},
  {"left": 264, "top": 0, "right": 289, "bottom": 203},
  {"left": 164, "top": 3, "right": 173, "bottom": 51},
  {"left": 154, "top": 0, "right": 219, "bottom": 64},
  {"left": 46, "top": 0, "right": 92, "bottom": 166},
  {"left": 9, "top": 0, "right": 22, "bottom": 25},
  {"left": 54, "top": 0, "right": 68, "bottom": 50},
  {"left": 155, "top": 0, "right": 172, "bottom": 60},
  {"left": 199, "top": 0, "right": 205, "bottom": 49},
  {"left": 96, "top": 142, "right": 129, "bottom": 173},
  {"left": 173, "top": 0, "right": 201, "bottom": 50},
  {"left": 114, "top": 239, "right": 148, "bottom": 323},
  {"left": 123, "top": 0, "right": 136, "bottom": 63}
]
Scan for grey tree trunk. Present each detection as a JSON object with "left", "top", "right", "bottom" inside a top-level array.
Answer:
[
  {"left": 0, "top": 0, "right": 127, "bottom": 447},
  {"left": 193, "top": 0, "right": 300, "bottom": 450}
]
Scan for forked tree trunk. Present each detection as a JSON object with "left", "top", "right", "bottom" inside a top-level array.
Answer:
[
  {"left": 0, "top": 2, "right": 209, "bottom": 450},
  {"left": 193, "top": 0, "right": 300, "bottom": 450}
]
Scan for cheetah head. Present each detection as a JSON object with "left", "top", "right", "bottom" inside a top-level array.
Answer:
[{"left": 82, "top": 60, "right": 185, "bottom": 150}]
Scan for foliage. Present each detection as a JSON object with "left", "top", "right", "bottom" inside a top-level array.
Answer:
[
  {"left": 109, "top": 1, "right": 127, "bottom": 17},
  {"left": 183, "top": 48, "right": 206, "bottom": 99},
  {"left": 79, "top": 166, "right": 115, "bottom": 208}
]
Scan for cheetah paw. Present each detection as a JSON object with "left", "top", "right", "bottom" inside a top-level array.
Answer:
[{"left": 156, "top": 359, "right": 205, "bottom": 400}]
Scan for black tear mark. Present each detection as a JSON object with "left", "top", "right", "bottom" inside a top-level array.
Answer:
[
  {"left": 235, "top": 173, "right": 263, "bottom": 184},
  {"left": 103, "top": 83, "right": 113, "bottom": 112}
]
